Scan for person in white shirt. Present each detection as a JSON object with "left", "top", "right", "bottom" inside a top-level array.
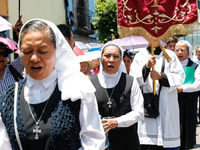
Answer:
[
  {"left": 90, "top": 43, "right": 144, "bottom": 150},
  {"left": 194, "top": 46, "right": 200, "bottom": 123},
  {"left": 193, "top": 46, "right": 200, "bottom": 64},
  {"left": 131, "top": 41, "right": 185, "bottom": 150},
  {"left": 175, "top": 40, "right": 200, "bottom": 150},
  {"left": 0, "top": 18, "right": 105, "bottom": 150}
]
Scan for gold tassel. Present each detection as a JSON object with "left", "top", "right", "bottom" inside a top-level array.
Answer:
[{"left": 160, "top": 45, "right": 172, "bottom": 63}]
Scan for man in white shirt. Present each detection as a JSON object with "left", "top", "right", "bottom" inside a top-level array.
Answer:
[{"left": 131, "top": 43, "right": 185, "bottom": 150}]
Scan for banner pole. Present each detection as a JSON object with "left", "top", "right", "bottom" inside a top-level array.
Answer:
[{"left": 151, "top": 44, "right": 156, "bottom": 95}]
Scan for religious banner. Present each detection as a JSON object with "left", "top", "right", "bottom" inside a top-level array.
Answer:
[
  {"left": 118, "top": 0, "right": 198, "bottom": 94},
  {"left": 117, "top": 0, "right": 198, "bottom": 42}
]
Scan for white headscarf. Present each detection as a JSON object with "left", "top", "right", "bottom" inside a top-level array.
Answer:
[
  {"left": 97, "top": 43, "right": 127, "bottom": 88},
  {"left": 18, "top": 18, "right": 95, "bottom": 101}
]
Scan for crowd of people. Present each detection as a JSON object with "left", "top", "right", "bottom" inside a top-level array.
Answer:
[{"left": 0, "top": 17, "right": 199, "bottom": 150}]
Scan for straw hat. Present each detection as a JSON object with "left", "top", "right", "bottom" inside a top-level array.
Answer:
[{"left": 77, "top": 55, "right": 94, "bottom": 71}]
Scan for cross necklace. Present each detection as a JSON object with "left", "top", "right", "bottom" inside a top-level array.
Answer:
[
  {"left": 27, "top": 99, "right": 50, "bottom": 140},
  {"left": 105, "top": 87, "right": 115, "bottom": 108}
]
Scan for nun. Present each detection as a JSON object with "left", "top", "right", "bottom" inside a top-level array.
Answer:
[
  {"left": 90, "top": 43, "right": 144, "bottom": 150},
  {"left": 0, "top": 19, "right": 105, "bottom": 150},
  {"left": 175, "top": 40, "right": 200, "bottom": 150}
]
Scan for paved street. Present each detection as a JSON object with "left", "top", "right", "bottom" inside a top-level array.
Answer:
[
  {"left": 192, "top": 123, "right": 200, "bottom": 149},
  {"left": 192, "top": 102, "right": 200, "bottom": 150}
]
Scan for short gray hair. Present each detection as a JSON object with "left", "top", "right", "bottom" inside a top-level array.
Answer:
[
  {"left": 176, "top": 40, "right": 191, "bottom": 52},
  {"left": 19, "top": 20, "right": 56, "bottom": 48}
]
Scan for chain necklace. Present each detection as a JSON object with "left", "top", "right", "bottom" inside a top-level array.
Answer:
[
  {"left": 27, "top": 99, "right": 50, "bottom": 140},
  {"left": 105, "top": 87, "right": 115, "bottom": 108}
]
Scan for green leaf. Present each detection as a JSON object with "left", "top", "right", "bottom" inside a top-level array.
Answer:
[{"left": 93, "top": 0, "right": 119, "bottom": 43}]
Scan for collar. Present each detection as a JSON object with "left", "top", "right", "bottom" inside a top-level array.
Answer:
[
  {"left": 98, "top": 70, "right": 121, "bottom": 88},
  {"left": 101, "top": 69, "right": 119, "bottom": 79},
  {"left": 26, "top": 69, "right": 57, "bottom": 88},
  {"left": 180, "top": 58, "right": 189, "bottom": 67},
  {"left": 147, "top": 46, "right": 162, "bottom": 55}
]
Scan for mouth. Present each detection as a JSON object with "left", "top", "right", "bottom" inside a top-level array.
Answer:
[
  {"left": 31, "top": 66, "right": 42, "bottom": 72},
  {"left": 107, "top": 65, "right": 114, "bottom": 69},
  {"left": 178, "top": 56, "right": 183, "bottom": 59}
]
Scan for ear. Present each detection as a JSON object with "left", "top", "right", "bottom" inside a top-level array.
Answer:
[
  {"left": 7, "top": 57, "right": 10, "bottom": 64},
  {"left": 64, "top": 36, "right": 69, "bottom": 42}
]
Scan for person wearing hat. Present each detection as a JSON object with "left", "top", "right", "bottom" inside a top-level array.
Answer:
[
  {"left": 79, "top": 55, "right": 95, "bottom": 78},
  {"left": 0, "top": 41, "right": 24, "bottom": 95}
]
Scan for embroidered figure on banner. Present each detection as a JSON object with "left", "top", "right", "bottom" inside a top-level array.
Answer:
[{"left": 122, "top": 0, "right": 192, "bottom": 34}]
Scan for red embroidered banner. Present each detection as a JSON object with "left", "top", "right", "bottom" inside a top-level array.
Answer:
[{"left": 117, "top": 0, "right": 198, "bottom": 38}]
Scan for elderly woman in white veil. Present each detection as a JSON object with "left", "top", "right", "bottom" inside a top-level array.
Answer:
[
  {"left": 0, "top": 19, "right": 105, "bottom": 150},
  {"left": 90, "top": 43, "right": 144, "bottom": 150},
  {"left": 175, "top": 40, "right": 200, "bottom": 150}
]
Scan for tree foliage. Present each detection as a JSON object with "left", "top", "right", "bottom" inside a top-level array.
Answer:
[{"left": 92, "top": 0, "right": 119, "bottom": 43}]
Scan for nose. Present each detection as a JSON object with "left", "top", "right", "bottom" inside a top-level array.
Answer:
[
  {"left": 30, "top": 52, "right": 40, "bottom": 62},
  {"left": 109, "top": 56, "right": 114, "bottom": 62}
]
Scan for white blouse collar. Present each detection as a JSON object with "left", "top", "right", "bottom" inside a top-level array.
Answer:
[
  {"left": 24, "top": 70, "right": 57, "bottom": 104},
  {"left": 26, "top": 69, "right": 57, "bottom": 88},
  {"left": 180, "top": 58, "right": 189, "bottom": 67},
  {"left": 98, "top": 70, "right": 122, "bottom": 88}
]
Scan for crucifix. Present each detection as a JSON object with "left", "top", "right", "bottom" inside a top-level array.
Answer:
[
  {"left": 107, "top": 100, "right": 112, "bottom": 108},
  {"left": 33, "top": 124, "right": 41, "bottom": 140}
]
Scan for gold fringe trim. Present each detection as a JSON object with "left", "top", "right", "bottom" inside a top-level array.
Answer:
[
  {"left": 118, "top": 21, "right": 199, "bottom": 62},
  {"left": 117, "top": 21, "right": 199, "bottom": 43}
]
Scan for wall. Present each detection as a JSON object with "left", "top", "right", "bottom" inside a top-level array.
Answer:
[
  {"left": 8, "top": 0, "right": 66, "bottom": 37},
  {"left": 0, "top": 0, "right": 8, "bottom": 17}
]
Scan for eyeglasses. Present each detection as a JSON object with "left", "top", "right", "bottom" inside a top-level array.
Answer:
[
  {"left": 0, "top": 51, "right": 9, "bottom": 57},
  {"left": 175, "top": 49, "right": 187, "bottom": 53}
]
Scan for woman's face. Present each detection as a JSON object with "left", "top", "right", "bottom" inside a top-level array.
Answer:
[
  {"left": 123, "top": 55, "right": 132, "bottom": 71},
  {"left": 20, "top": 30, "right": 56, "bottom": 80},
  {"left": 101, "top": 45, "right": 121, "bottom": 74},
  {"left": 175, "top": 43, "right": 189, "bottom": 61},
  {"left": 93, "top": 58, "right": 100, "bottom": 68}
]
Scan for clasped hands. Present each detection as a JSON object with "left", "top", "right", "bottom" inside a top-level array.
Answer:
[{"left": 146, "top": 56, "right": 162, "bottom": 80}]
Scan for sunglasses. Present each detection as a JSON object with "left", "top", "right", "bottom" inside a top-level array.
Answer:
[{"left": 0, "top": 51, "right": 9, "bottom": 57}]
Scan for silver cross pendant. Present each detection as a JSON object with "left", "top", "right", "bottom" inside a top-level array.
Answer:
[
  {"left": 33, "top": 124, "right": 41, "bottom": 140},
  {"left": 107, "top": 99, "right": 112, "bottom": 108}
]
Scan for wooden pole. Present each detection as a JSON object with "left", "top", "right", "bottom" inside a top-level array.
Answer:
[
  {"left": 19, "top": 0, "right": 20, "bottom": 20},
  {"left": 151, "top": 44, "right": 156, "bottom": 95}
]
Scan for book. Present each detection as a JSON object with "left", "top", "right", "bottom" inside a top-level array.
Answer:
[{"left": 182, "top": 66, "right": 195, "bottom": 85}]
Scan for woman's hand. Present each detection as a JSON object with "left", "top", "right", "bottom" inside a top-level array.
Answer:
[{"left": 101, "top": 119, "right": 118, "bottom": 134}]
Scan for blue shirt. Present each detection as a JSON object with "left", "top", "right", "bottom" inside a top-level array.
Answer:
[{"left": 0, "top": 56, "right": 24, "bottom": 95}]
